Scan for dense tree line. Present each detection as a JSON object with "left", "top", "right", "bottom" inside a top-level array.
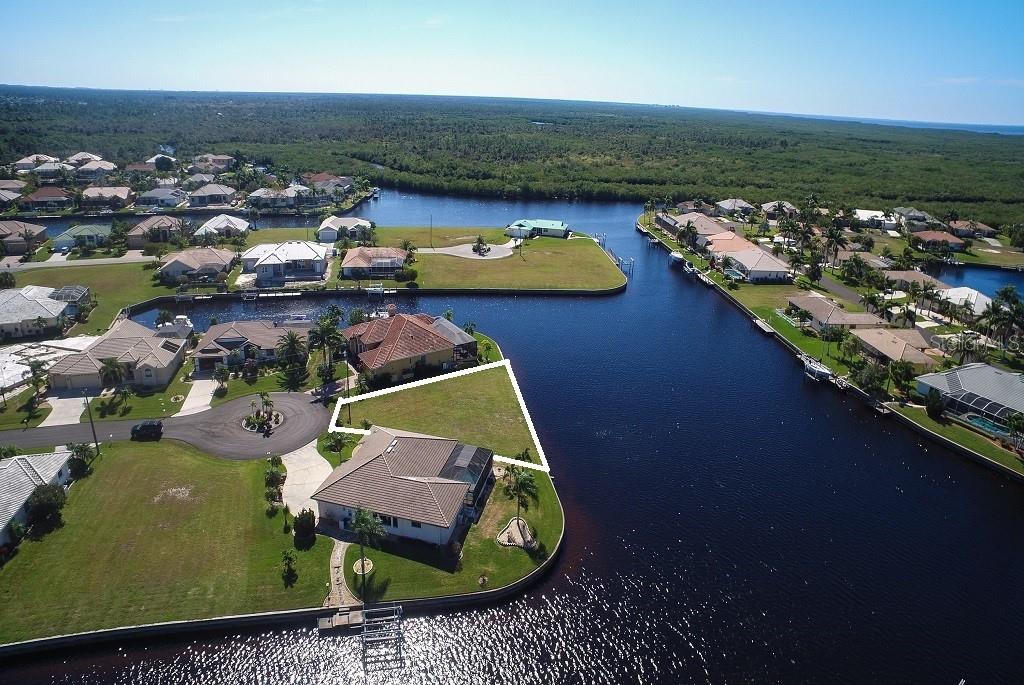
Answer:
[{"left": 1, "top": 85, "right": 1022, "bottom": 225}]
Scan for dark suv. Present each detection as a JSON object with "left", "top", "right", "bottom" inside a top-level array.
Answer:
[{"left": 131, "top": 420, "right": 163, "bottom": 440}]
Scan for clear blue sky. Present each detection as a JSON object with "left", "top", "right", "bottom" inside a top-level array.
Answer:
[{"left": 3, "top": 0, "right": 1023, "bottom": 125}]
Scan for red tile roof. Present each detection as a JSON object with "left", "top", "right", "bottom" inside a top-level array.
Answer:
[{"left": 343, "top": 313, "right": 455, "bottom": 370}]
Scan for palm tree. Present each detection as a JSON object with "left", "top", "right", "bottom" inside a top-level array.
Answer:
[
  {"left": 824, "top": 225, "right": 848, "bottom": 267},
  {"left": 399, "top": 239, "right": 417, "bottom": 262},
  {"left": 99, "top": 358, "right": 125, "bottom": 388},
  {"left": 351, "top": 507, "right": 386, "bottom": 602},
  {"left": 860, "top": 291, "right": 882, "bottom": 314},
  {"left": 275, "top": 330, "right": 308, "bottom": 368},
  {"left": 503, "top": 463, "right": 539, "bottom": 536},
  {"left": 1006, "top": 413, "right": 1024, "bottom": 450},
  {"left": 308, "top": 316, "right": 342, "bottom": 368},
  {"left": 258, "top": 390, "right": 274, "bottom": 420},
  {"left": 25, "top": 359, "right": 47, "bottom": 398},
  {"left": 324, "top": 304, "right": 344, "bottom": 327}
]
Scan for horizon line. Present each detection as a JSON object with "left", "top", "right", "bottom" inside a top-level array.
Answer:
[{"left": 2, "top": 81, "right": 1023, "bottom": 131}]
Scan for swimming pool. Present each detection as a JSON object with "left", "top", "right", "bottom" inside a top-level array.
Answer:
[
  {"left": 965, "top": 413, "right": 1009, "bottom": 438},
  {"left": 723, "top": 268, "right": 746, "bottom": 281}
]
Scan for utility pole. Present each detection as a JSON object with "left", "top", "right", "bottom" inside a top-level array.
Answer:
[
  {"left": 429, "top": 212, "right": 433, "bottom": 249},
  {"left": 83, "top": 391, "right": 100, "bottom": 456}
]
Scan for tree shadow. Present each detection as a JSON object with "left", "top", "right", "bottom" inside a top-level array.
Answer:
[
  {"left": 371, "top": 537, "right": 460, "bottom": 574},
  {"left": 280, "top": 367, "right": 308, "bottom": 392},
  {"left": 293, "top": 533, "right": 316, "bottom": 551},
  {"left": 26, "top": 517, "right": 63, "bottom": 541},
  {"left": 355, "top": 571, "right": 391, "bottom": 603},
  {"left": 281, "top": 567, "right": 298, "bottom": 588}
]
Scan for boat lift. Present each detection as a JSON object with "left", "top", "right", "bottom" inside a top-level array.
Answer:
[{"left": 360, "top": 604, "right": 405, "bottom": 671}]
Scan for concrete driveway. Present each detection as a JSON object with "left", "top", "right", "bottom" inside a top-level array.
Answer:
[
  {"left": 38, "top": 396, "right": 86, "bottom": 427},
  {"left": 174, "top": 379, "right": 218, "bottom": 416},
  {"left": 281, "top": 439, "right": 333, "bottom": 514}
]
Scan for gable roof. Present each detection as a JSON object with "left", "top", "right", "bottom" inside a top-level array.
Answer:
[
  {"left": 788, "top": 295, "right": 886, "bottom": 327},
  {"left": 242, "top": 241, "right": 329, "bottom": 267},
  {"left": 312, "top": 426, "right": 491, "bottom": 527},
  {"left": 721, "top": 248, "right": 790, "bottom": 273},
  {"left": 0, "top": 450, "right": 73, "bottom": 533},
  {"left": 159, "top": 246, "right": 234, "bottom": 272},
  {"left": 916, "top": 363, "right": 1024, "bottom": 420},
  {"left": 48, "top": 318, "right": 184, "bottom": 377},
  {"left": 195, "top": 319, "right": 308, "bottom": 357}
]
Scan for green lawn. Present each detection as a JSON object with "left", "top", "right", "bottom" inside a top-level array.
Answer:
[
  {"left": 338, "top": 364, "right": 562, "bottom": 602},
  {"left": 316, "top": 431, "right": 356, "bottom": 468},
  {"left": 0, "top": 387, "right": 51, "bottom": 430},
  {"left": 0, "top": 441, "right": 332, "bottom": 644},
  {"left": 751, "top": 306, "right": 855, "bottom": 376},
  {"left": 345, "top": 469, "right": 561, "bottom": 602},
  {"left": 893, "top": 406, "right": 1024, "bottom": 476},
  {"left": 411, "top": 236, "right": 625, "bottom": 290},
  {"left": 473, "top": 332, "right": 503, "bottom": 362},
  {"left": 209, "top": 353, "right": 327, "bottom": 407},
  {"left": 19, "top": 263, "right": 177, "bottom": 335},
  {"left": 374, "top": 227, "right": 507, "bottom": 249},
  {"left": 245, "top": 226, "right": 321, "bottom": 247},
  {"left": 85, "top": 361, "right": 194, "bottom": 421},
  {"left": 342, "top": 366, "right": 535, "bottom": 457}
]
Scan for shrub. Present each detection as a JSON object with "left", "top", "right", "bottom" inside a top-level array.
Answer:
[
  {"left": 394, "top": 267, "right": 418, "bottom": 282},
  {"left": 265, "top": 467, "right": 285, "bottom": 488},
  {"left": 925, "top": 388, "right": 945, "bottom": 420},
  {"left": 267, "top": 455, "right": 283, "bottom": 468},
  {"left": 293, "top": 508, "right": 316, "bottom": 540},
  {"left": 68, "top": 457, "right": 92, "bottom": 480},
  {"left": 26, "top": 484, "right": 67, "bottom": 532}
]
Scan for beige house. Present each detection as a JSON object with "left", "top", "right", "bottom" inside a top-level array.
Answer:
[
  {"left": 47, "top": 319, "right": 187, "bottom": 391},
  {"left": 788, "top": 295, "right": 885, "bottom": 332},
  {"left": 0, "top": 220, "right": 47, "bottom": 255},
  {"left": 851, "top": 328, "right": 937, "bottom": 368},
  {"left": 158, "top": 247, "right": 236, "bottom": 282},
  {"left": 127, "top": 215, "right": 185, "bottom": 249},
  {"left": 80, "top": 186, "right": 134, "bottom": 208},
  {"left": 340, "top": 246, "right": 407, "bottom": 278},
  {"left": 194, "top": 319, "right": 310, "bottom": 371},
  {"left": 342, "top": 312, "right": 477, "bottom": 382}
]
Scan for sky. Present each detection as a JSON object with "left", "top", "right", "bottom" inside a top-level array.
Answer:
[{"left": 2, "top": 0, "right": 1023, "bottom": 125}]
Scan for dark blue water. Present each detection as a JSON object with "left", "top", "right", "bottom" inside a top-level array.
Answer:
[
  {"left": 6, "top": 193, "right": 1024, "bottom": 684},
  {"left": 935, "top": 264, "right": 1024, "bottom": 298}
]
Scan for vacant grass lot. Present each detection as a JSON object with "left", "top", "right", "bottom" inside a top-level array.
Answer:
[
  {"left": 375, "top": 227, "right": 507, "bottom": 248},
  {"left": 0, "top": 441, "right": 332, "bottom": 644},
  {"left": 19, "top": 263, "right": 177, "bottom": 334},
  {"left": 413, "top": 237, "right": 625, "bottom": 290},
  {"left": 339, "top": 365, "right": 562, "bottom": 602},
  {"left": 342, "top": 366, "right": 534, "bottom": 457},
  {"left": 245, "top": 226, "right": 321, "bottom": 246}
]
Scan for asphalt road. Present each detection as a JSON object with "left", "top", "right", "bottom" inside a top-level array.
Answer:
[{"left": 0, "top": 393, "right": 331, "bottom": 460}]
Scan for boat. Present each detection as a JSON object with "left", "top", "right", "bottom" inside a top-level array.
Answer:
[
  {"left": 801, "top": 354, "right": 833, "bottom": 381},
  {"left": 669, "top": 251, "right": 685, "bottom": 266},
  {"left": 834, "top": 376, "right": 850, "bottom": 392},
  {"left": 241, "top": 289, "right": 258, "bottom": 301},
  {"left": 635, "top": 221, "right": 648, "bottom": 234},
  {"left": 647, "top": 236, "right": 660, "bottom": 245},
  {"left": 682, "top": 260, "right": 696, "bottom": 274}
]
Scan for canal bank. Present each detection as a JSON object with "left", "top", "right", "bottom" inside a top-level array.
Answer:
[{"left": 6, "top": 192, "right": 1024, "bottom": 684}]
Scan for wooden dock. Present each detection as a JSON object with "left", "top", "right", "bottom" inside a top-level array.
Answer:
[
  {"left": 753, "top": 318, "right": 775, "bottom": 336},
  {"left": 317, "top": 609, "right": 364, "bottom": 632}
]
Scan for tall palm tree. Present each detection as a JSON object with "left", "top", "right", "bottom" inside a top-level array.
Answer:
[
  {"left": 258, "top": 390, "right": 274, "bottom": 419},
  {"left": 308, "top": 316, "right": 342, "bottom": 367},
  {"left": 324, "top": 304, "right": 344, "bottom": 327},
  {"left": 99, "top": 358, "right": 125, "bottom": 388},
  {"left": 824, "top": 225, "right": 848, "bottom": 267},
  {"left": 351, "top": 507, "right": 386, "bottom": 603},
  {"left": 503, "top": 463, "right": 539, "bottom": 536},
  {"left": 275, "top": 330, "right": 308, "bottom": 367}
]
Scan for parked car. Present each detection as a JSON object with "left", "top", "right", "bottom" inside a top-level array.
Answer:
[{"left": 131, "top": 420, "right": 163, "bottom": 440}]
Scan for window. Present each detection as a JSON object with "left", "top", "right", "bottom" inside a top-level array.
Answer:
[
  {"left": 144, "top": 369, "right": 153, "bottom": 378},
  {"left": 411, "top": 521, "right": 421, "bottom": 528},
  {"left": 375, "top": 514, "right": 397, "bottom": 528}
]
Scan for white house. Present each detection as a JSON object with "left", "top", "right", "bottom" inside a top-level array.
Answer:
[
  {"left": 195, "top": 214, "right": 250, "bottom": 238},
  {"left": 715, "top": 198, "right": 755, "bottom": 216},
  {"left": 0, "top": 286, "right": 71, "bottom": 339},
  {"left": 241, "top": 240, "right": 329, "bottom": 284},
  {"left": 13, "top": 154, "right": 57, "bottom": 171},
  {"left": 312, "top": 426, "right": 494, "bottom": 546},
  {"left": 722, "top": 248, "right": 791, "bottom": 283},
  {"left": 854, "top": 209, "right": 898, "bottom": 230},
  {"left": 1, "top": 450, "right": 73, "bottom": 545},
  {"left": 65, "top": 152, "right": 103, "bottom": 166},
  {"left": 939, "top": 287, "right": 992, "bottom": 317},
  {"left": 318, "top": 216, "right": 372, "bottom": 242},
  {"left": 76, "top": 160, "right": 118, "bottom": 182}
]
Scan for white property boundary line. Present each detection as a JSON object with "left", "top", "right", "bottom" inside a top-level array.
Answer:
[{"left": 328, "top": 359, "right": 550, "bottom": 473}]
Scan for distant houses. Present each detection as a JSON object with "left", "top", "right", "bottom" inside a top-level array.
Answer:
[
  {"left": 504, "top": 219, "right": 570, "bottom": 239},
  {"left": 913, "top": 230, "right": 965, "bottom": 251},
  {"left": 312, "top": 426, "right": 493, "bottom": 546},
  {"left": 20, "top": 187, "right": 72, "bottom": 210},
  {"left": 76, "top": 160, "right": 118, "bottom": 182},
  {"left": 188, "top": 183, "right": 237, "bottom": 207},
  {"left": 52, "top": 224, "right": 112, "bottom": 251},
  {"left": 318, "top": 216, "right": 372, "bottom": 242},
  {"left": 0, "top": 220, "right": 47, "bottom": 255},
  {"left": 136, "top": 187, "right": 188, "bottom": 208},
  {"left": 715, "top": 198, "right": 755, "bottom": 217},
  {"left": 194, "top": 214, "right": 249, "bottom": 238},
  {"left": 80, "top": 186, "right": 134, "bottom": 208}
]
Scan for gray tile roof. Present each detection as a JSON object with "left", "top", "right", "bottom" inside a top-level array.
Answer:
[
  {"left": 0, "top": 286, "right": 68, "bottom": 325},
  {"left": 0, "top": 450, "right": 72, "bottom": 533}
]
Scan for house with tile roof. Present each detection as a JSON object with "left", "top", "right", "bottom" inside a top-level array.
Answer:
[
  {"left": 81, "top": 186, "right": 134, "bottom": 208},
  {"left": 787, "top": 295, "right": 886, "bottom": 332},
  {"left": 913, "top": 230, "right": 965, "bottom": 251},
  {"left": 761, "top": 200, "right": 798, "bottom": 219},
  {"left": 76, "top": 160, "right": 118, "bottom": 182},
  {"left": 342, "top": 312, "right": 477, "bottom": 382},
  {"left": 53, "top": 224, "right": 112, "bottom": 251},
  {"left": 193, "top": 319, "right": 310, "bottom": 371},
  {"left": 948, "top": 220, "right": 997, "bottom": 238},
  {"left": 720, "top": 248, "right": 791, "bottom": 283},
  {"left": 47, "top": 319, "right": 187, "bottom": 390},
  {"left": 128, "top": 215, "right": 186, "bottom": 249},
  {"left": 188, "top": 183, "right": 237, "bottom": 207},
  {"left": 340, "top": 246, "right": 408, "bottom": 278},
  {"left": 136, "top": 187, "right": 188, "bottom": 209},
  {"left": 241, "top": 240, "right": 329, "bottom": 285},
  {"left": 13, "top": 154, "right": 57, "bottom": 171},
  {"left": 715, "top": 198, "right": 755, "bottom": 216},
  {"left": 313, "top": 426, "right": 494, "bottom": 545},
  {"left": 194, "top": 213, "right": 249, "bottom": 238},
  {"left": 20, "top": 186, "right": 73, "bottom": 210},
  {"left": 0, "top": 286, "right": 71, "bottom": 339},
  {"left": 850, "top": 328, "right": 937, "bottom": 368},
  {"left": 65, "top": 151, "right": 103, "bottom": 166},
  {"left": 656, "top": 212, "right": 736, "bottom": 239},
  {"left": 318, "top": 216, "right": 372, "bottom": 242},
  {"left": 0, "top": 220, "right": 47, "bottom": 255},
  {"left": 1, "top": 450, "right": 73, "bottom": 546},
  {"left": 158, "top": 246, "right": 236, "bottom": 283}
]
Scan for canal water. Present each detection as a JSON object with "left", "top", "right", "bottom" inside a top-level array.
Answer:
[{"left": 6, "top": 192, "right": 1024, "bottom": 683}]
